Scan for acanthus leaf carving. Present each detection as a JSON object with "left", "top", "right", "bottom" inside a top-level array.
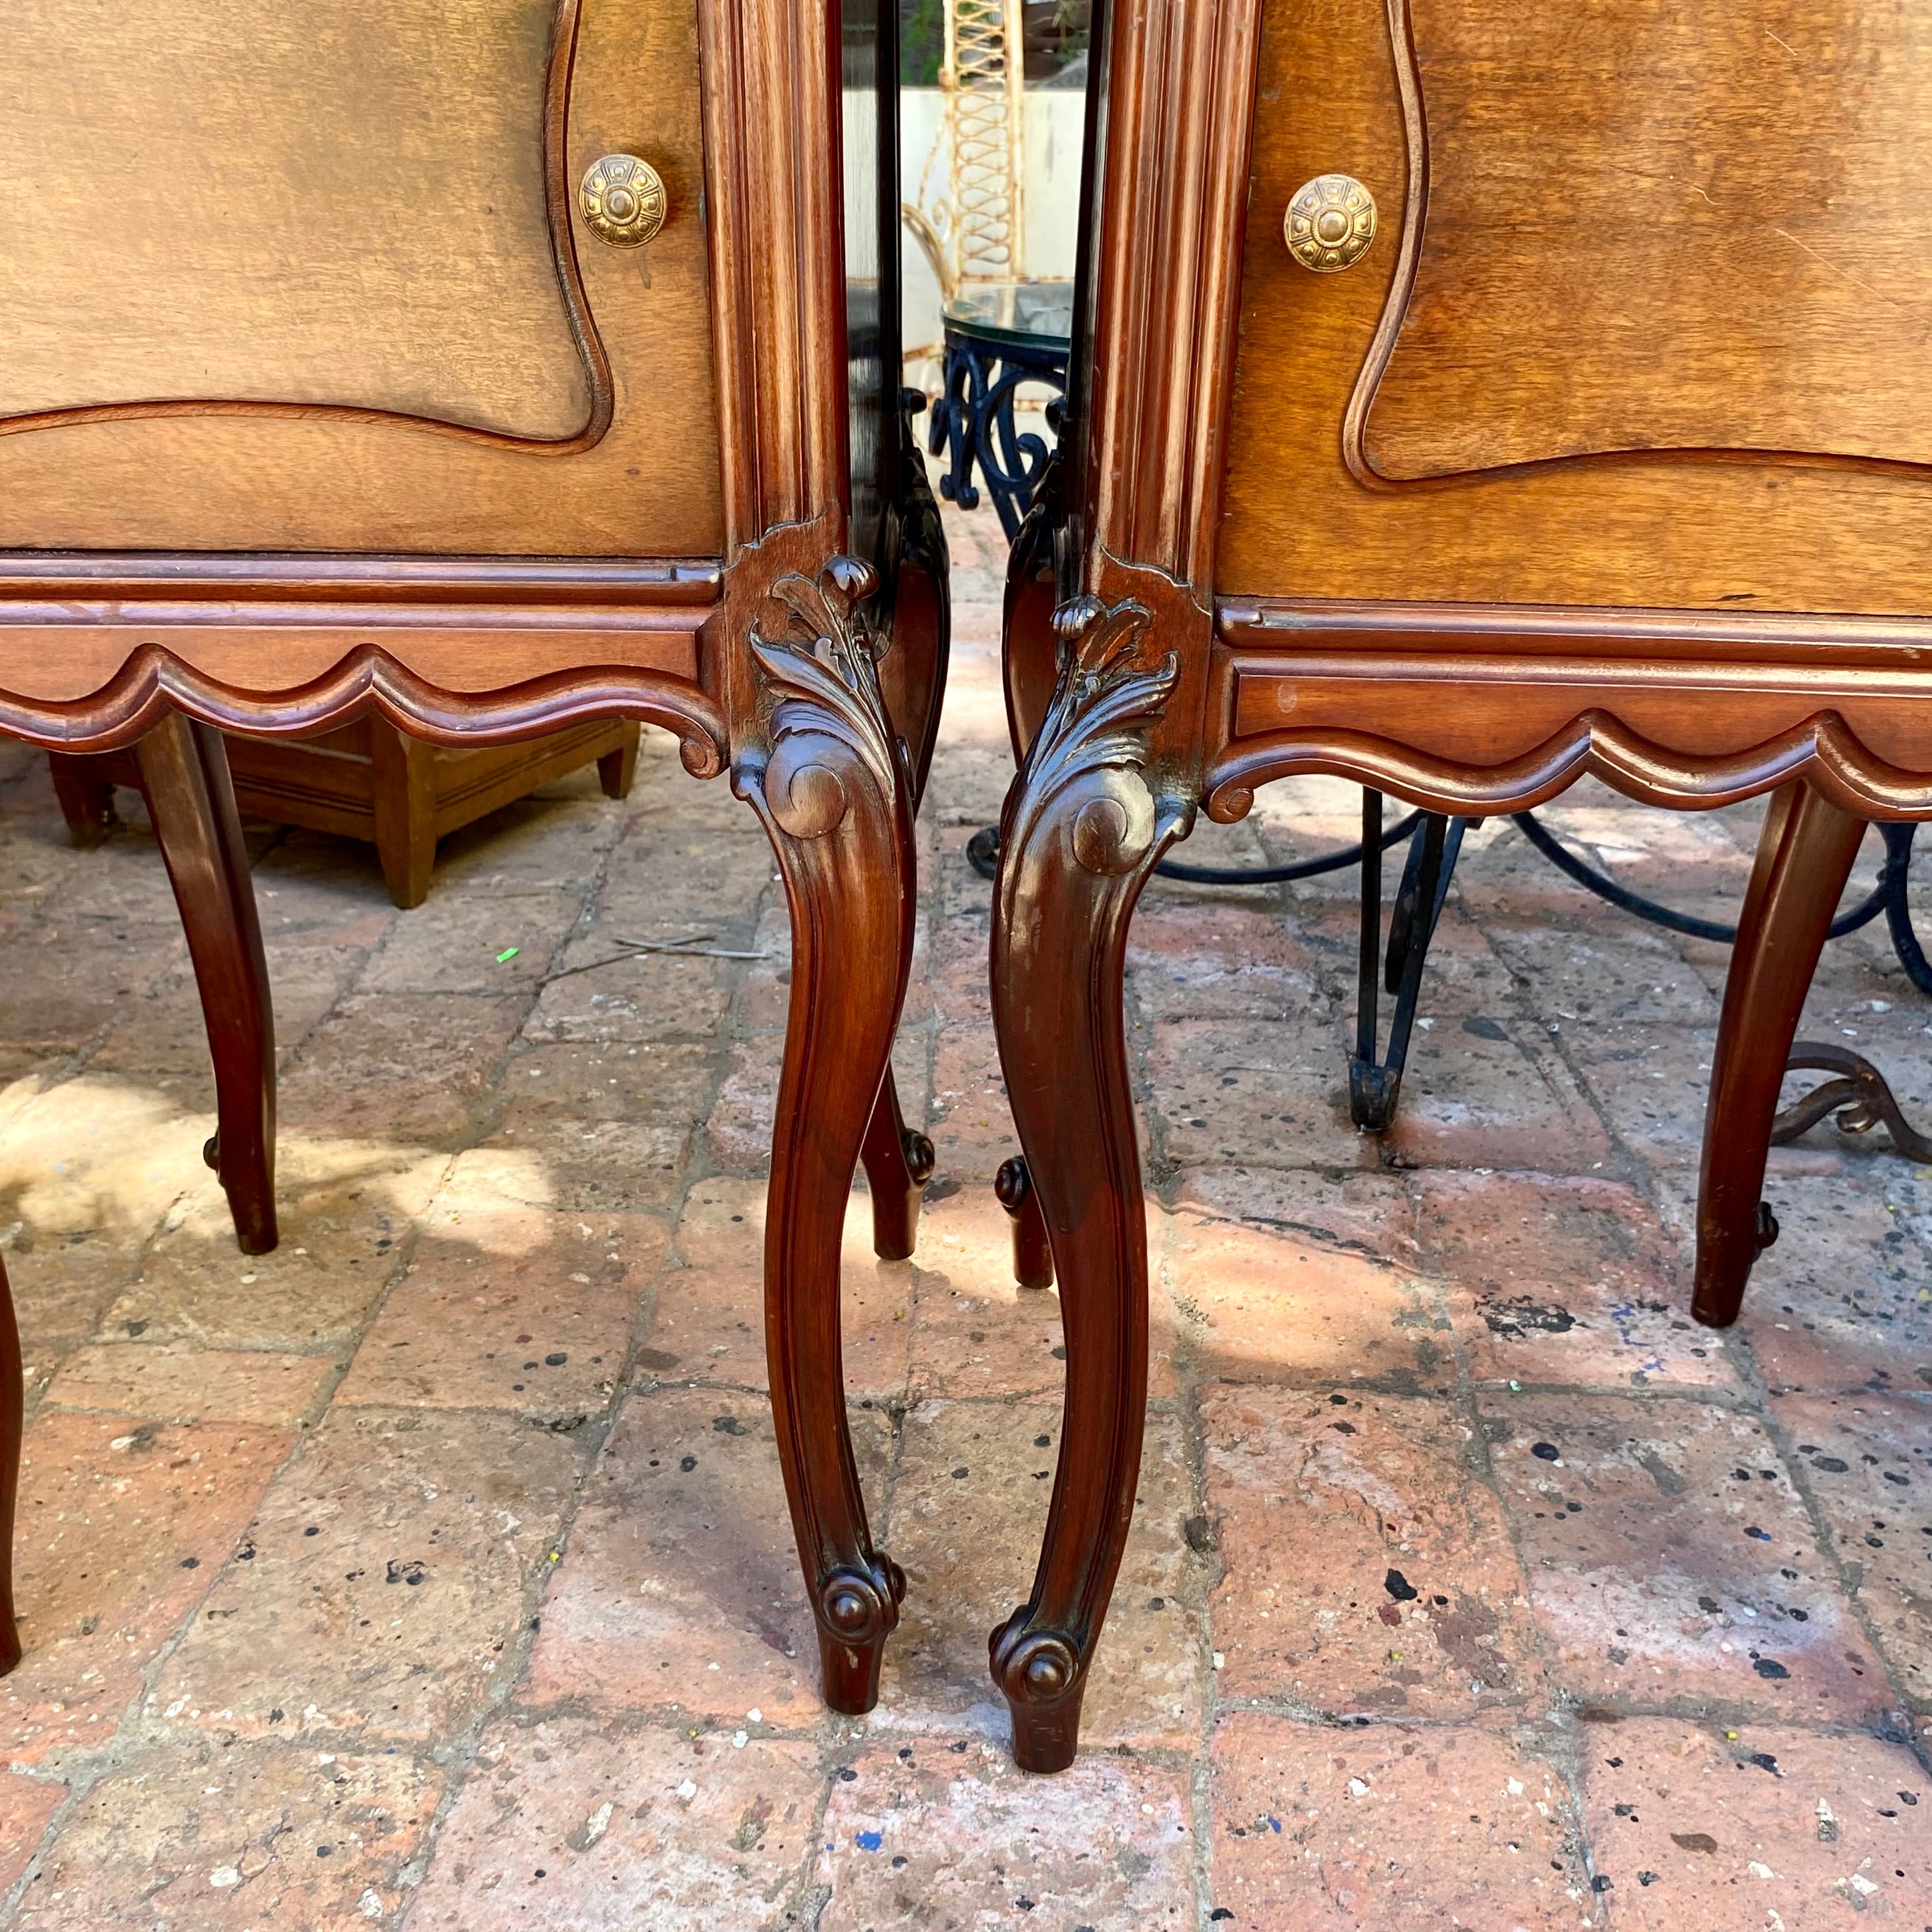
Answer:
[
  {"left": 1001, "top": 593, "right": 1182, "bottom": 877},
  {"left": 740, "top": 555, "right": 905, "bottom": 840}
]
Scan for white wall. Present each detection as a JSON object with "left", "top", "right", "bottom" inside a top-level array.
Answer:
[{"left": 897, "top": 87, "right": 1087, "bottom": 368}]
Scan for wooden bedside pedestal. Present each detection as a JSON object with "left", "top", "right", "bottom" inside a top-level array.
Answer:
[
  {"left": 51, "top": 716, "right": 642, "bottom": 907},
  {"left": 986, "top": 0, "right": 1932, "bottom": 1770},
  {"left": 0, "top": 0, "right": 945, "bottom": 1717}
]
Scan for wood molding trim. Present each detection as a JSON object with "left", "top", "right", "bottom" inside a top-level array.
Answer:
[
  {"left": 698, "top": 0, "right": 849, "bottom": 561},
  {"left": 1219, "top": 597, "right": 1932, "bottom": 660},
  {"left": 0, "top": 0, "right": 616, "bottom": 457},
  {"left": 0, "top": 641, "right": 729, "bottom": 774},
  {"left": 1082, "top": 0, "right": 1263, "bottom": 603},
  {"left": 0, "top": 556, "right": 722, "bottom": 606},
  {"left": 1208, "top": 600, "right": 1932, "bottom": 821},
  {"left": 0, "top": 558, "right": 726, "bottom": 760},
  {"left": 1206, "top": 704, "right": 1932, "bottom": 824}
]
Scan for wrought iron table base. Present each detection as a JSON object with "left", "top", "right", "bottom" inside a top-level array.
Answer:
[
  {"left": 928, "top": 340, "right": 1067, "bottom": 541},
  {"left": 1350, "top": 800, "right": 1931, "bottom": 1158},
  {"left": 1771, "top": 1041, "right": 1932, "bottom": 1162},
  {"left": 1351, "top": 796, "right": 1467, "bottom": 1132},
  {"left": 967, "top": 800, "right": 1931, "bottom": 1158}
]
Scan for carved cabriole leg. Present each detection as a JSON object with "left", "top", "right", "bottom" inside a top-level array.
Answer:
[
  {"left": 733, "top": 557, "right": 912, "bottom": 1710},
  {"left": 1694, "top": 780, "right": 1867, "bottom": 1327},
  {"left": 1, "top": 1254, "right": 19, "bottom": 1675},
  {"left": 134, "top": 715, "right": 279, "bottom": 1257},
  {"left": 988, "top": 595, "right": 1185, "bottom": 1772}
]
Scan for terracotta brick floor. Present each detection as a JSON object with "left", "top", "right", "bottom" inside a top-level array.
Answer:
[{"left": 1, "top": 495, "right": 1929, "bottom": 1927}]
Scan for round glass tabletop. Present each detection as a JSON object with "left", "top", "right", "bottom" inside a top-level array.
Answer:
[{"left": 941, "top": 280, "right": 1075, "bottom": 351}]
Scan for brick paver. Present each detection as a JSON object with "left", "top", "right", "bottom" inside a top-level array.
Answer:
[{"left": 0, "top": 487, "right": 1927, "bottom": 1924}]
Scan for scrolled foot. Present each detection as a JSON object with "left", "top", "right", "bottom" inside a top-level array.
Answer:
[
  {"left": 816, "top": 1555, "right": 908, "bottom": 1714},
  {"left": 901, "top": 1130, "right": 937, "bottom": 1185},
  {"left": 991, "top": 1610, "right": 1085, "bottom": 1773},
  {"left": 994, "top": 1156, "right": 1053, "bottom": 1290}
]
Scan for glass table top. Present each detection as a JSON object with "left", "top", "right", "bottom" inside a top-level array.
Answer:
[{"left": 941, "top": 280, "right": 1075, "bottom": 351}]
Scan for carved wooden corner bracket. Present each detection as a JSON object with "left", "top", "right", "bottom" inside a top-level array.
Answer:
[
  {"left": 998, "top": 594, "right": 1188, "bottom": 869},
  {"left": 732, "top": 554, "right": 907, "bottom": 828}
]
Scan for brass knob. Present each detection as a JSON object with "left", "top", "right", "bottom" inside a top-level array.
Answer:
[
  {"left": 579, "top": 154, "right": 667, "bottom": 248},
  {"left": 1284, "top": 174, "right": 1377, "bottom": 272}
]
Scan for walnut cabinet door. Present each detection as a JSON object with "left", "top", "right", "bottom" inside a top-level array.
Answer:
[
  {"left": 0, "top": 0, "right": 722, "bottom": 559},
  {"left": 1218, "top": 0, "right": 1932, "bottom": 620}
]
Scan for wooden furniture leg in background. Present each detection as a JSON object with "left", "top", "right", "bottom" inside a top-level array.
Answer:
[
  {"left": 370, "top": 719, "right": 439, "bottom": 912},
  {"left": 1, "top": 1256, "right": 19, "bottom": 1677},
  {"left": 858, "top": 443, "right": 951, "bottom": 1260},
  {"left": 59, "top": 718, "right": 646, "bottom": 911},
  {"left": 859, "top": 1079, "right": 935, "bottom": 1264},
  {"left": 1694, "top": 780, "right": 1866, "bottom": 1326},
  {"left": 987, "top": 597, "right": 1184, "bottom": 1772},
  {"left": 597, "top": 733, "right": 640, "bottom": 800},
  {"left": 1001, "top": 451, "right": 1065, "bottom": 765},
  {"left": 135, "top": 715, "right": 279, "bottom": 1256},
  {"left": 995, "top": 1154, "right": 1054, "bottom": 1289},
  {"left": 736, "top": 559, "right": 915, "bottom": 1713},
  {"left": 865, "top": 599, "right": 947, "bottom": 1267},
  {"left": 48, "top": 756, "right": 117, "bottom": 847},
  {"left": 989, "top": 457, "right": 1067, "bottom": 1293}
]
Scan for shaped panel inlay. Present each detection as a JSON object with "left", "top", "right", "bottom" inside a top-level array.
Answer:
[
  {"left": 1355, "top": 0, "right": 1932, "bottom": 484},
  {"left": 0, "top": 0, "right": 600, "bottom": 445}
]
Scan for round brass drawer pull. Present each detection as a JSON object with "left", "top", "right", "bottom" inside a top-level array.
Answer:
[
  {"left": 579, "top": 154, "right": 668, "bottom": 248},
  {"left": 1284, "top": 174, "right": 1377, "bottom": 272}
]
